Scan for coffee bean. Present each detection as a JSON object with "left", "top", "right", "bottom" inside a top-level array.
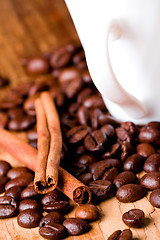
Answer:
[
  {"left": 123, "top": 154, "right": 145, "bottom": 173},
  {"left": 39, "top": 223, "right": 66, "bottom": 240},
  {"left": 81, "top": 68, "right": 92, "bottom": 84},
  {"left": 77, "top": 105, "right": 89, "bottom": 126},
  {"left": 139, "top": 122, "right": 160, "bottom": 146},
  {"left": 8, "top": 115, "right": 35, "bottom": 131},
  {"left": 67, "top": 163, "right": 87, "bottom": 177},
  {"left": 98, "top": 114, "right": 120, "bottom": 127},
  {"left": 89, "top": 180, "right": 113, "bottom": 200},
  {"left": 76, "top": 154, "right": 96, "bottom": 166},
  {"left": 102, "top": 167, "right": 119, "bottom": 182},
  {"left": 50, "top": 47, "right": 72, "bottom": 68},
  {"left": 116, "top": 184, "right": 145, "bottom": 203},
  {"left": 72, "top": 49, "right": 85, "bottom": 64},
  {"left": 0, "top": 160, "right": 11, "bottom": 176},
  {"left": 116, "top": 127, "right": 132, "bottom": 142},
  {"left": 29, "top": 81, "right": 51, "bottom": 96},
  {"left": 77, "top": 88, "right": 93, "bottom": 104},
  {"left": 102, "top": 142, "right": 121, "bottom": 158},
  {"left": 23, "top": 94, "right": 39, "bottom": 116},
  {"left": 121, "top": 142, "right": 134, "bottom": 162},
  {"left": 5, "top": 173, "right": 34, "bottom": 191},
  {"left": 5, "top": 186, "right": 23, "bottom": 201},
  {"left": 0, "top": 196, "right": 17, "bottom": 218},
  {"left": 122, "top": 209, "right": 145, "bottom": 228},
  {"left": 121, "top": 121, "right": 137, "bottom": 137},
  {"left": 100, "top": 124, "right": 115, "bottom": 138},
  {"left": 144, "top": 153, "right": 160, "bottom": 172},
  {"left": 10, "top": 81, "right": 34, "bottom": 98},
  {"left": 140, "top": 172, "right": 160, "bottom": 190},
  {"left": 108, "top": 229, "right": 133, "bottom": 240},
  {"left": 136, "top": 143, "right": 155, "bottom": 158},
  {"left": 17, "top": 209, "right": 42, "bottom": 228},
  {"left": 21, "top": 186, "right": 38, "bottom": 199},
  {"left": 83, "top": 95, "right": 106, "bottom": 110},
  {"left": 89, "top": 108, "right": 102, "bottom": 130},
  {"left": 84, "top": 130, "right": 107, "bottom": 152},
  {"left": 0, "top": 112, "right": 8, "bottom": 128},
  {"left": 41, "top": 189, "right": 67, "bottom": 205},
  {"left": 39, "top": 211, "right": 65, "bottom": 227},
  {"left": 7, "top": 167, "right": 33, "bottom": 179},
  {"left": 89, "top": 160, "right": 111, "bottom": 180},
  {"left": 63, "top": 218, "right": 90, "bottom": 236},
  {"left": 26, "top": 57, "right": 49, "bottom": 75},
  {"left": 66, "top": 126, "right": 89, "bottom": 143},
  {"left": 149, "top": 189, "right": 160, "bottom": 208},
  {"left": 68, "top": 102, "right": 80, "bottom": 117},
  {"left": 49, "top": 85, "right": 65, "bottom": 108},
  {"left": 114, "top": 171, "right": 137, "bottom": 189},
  {"left": 78, "top": 173, "right": 93, "bottom": 185},
  {"left": 43, "top": 199, "right": 69, "bottom": 213},
  {"left": 19, "top": 199, "right": 42, "bottom": 212},
  {"left": 75, "top": 204, "right": 99, "bottom": 221},
  {"left": 0, "top": 175, "right": 8, "bottom": 193},
  {"left": 0, "top": 76, "right": 9, "bottom": 87},
  {"left": 7, "top": 107, "right": 24, "bottom": 120},
  {"left": 0, "top": 95, "right": 23, "bottom": 110}
]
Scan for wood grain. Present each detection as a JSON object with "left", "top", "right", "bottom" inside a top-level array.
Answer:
[{"left": 0, "top": 0, "right": 160, "bottom": 239}]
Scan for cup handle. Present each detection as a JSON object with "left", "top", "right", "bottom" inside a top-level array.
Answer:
[{"left": 95, "top": 19, "right": 146, "bottom": 119}]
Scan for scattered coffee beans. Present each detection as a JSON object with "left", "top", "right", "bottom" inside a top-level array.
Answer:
[
  {"left": 108, "top": 229, "right": 133, "bottom": 240},
  {"left": 17, "top": 209, "right": 42, "bottom": 228},
  {"left": 63, "top": 218, "right": 90, "bottom": 236},
  {"left": 122, "top": 209, "right": 145, "bottom": 228},
  {"left": 75, "top": 204, "right": 99, "bottom": 221},
  {"left": 149, "top": 189, "right": 160, "bottom": 208},
  {"left": 0, "top": 196, "right": 17, "bottom": 218}
]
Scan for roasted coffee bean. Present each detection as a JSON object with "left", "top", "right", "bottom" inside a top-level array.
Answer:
[
  {"left": 123, "top": 154, "right": 145, "bottom": 173},
  {"left": 63, "top": 218, "right": 90, "bottom": 236},
  {"left": 50, "top": 47, "right": 72, "bottom": 68},
  {"left": 81, "top": 68, "right": 92, "bottom": 84},
  {"left": 27, "top": 127, "right": 38, "bottom": 141},
  {"left": 39, "top": 211, "right": 65, "bottom": 227},
  {"left": 89, "top": 160, "right": 111, "bottom": 180},
  {"left": 108, "top": 229, "right": 133, "bottom": 240},
  {"left": 5, "top": 186, "right": 23, "bottom": 201},
  {"left": 5, "top": 173, "right": 34, "bottom": 191},
  {"left": 114, "top": 171, "right": 137, "bottom": 189},
  {"left": 72, "top": 50, "right": 85, "bottom": 64},
  {"left": 0, "top": 160, "right": 11, "bottom": 176},
  {"left": 29, "top": 81, "right": 51, "bottom": 96},
  {"left": 143, "top": 153, "right": 160, "bottom": 172},
  {"left": 43, "top": 200, "right": 69, "bottom": 213},
  {"left": 0, "top": 76, "right": 9, "bottom": 87},
  {"left": 23, "top": 94, "right": 39, "bottom": 116},
  {"left": 41, "top": 189, "right": 67, "bottom": 205},
  {"left": 39, "top": 223, "right": 66, "bottom": 240},
  {"left": 26, "top": 57, "right": 49, "bottom": 75},
  {"left": 10, "top": 81, "right": 34, "bottom": 98},
  {"left": 136, "top": 143, "right": 155, "bottom": 158},
  {"left": 66, "top": 126, "right": 89, "bottom": 143},
  {"left": 17, "top": 209, "right": 42, "bottom": 228},
  {"left": 74, "top": 145, "right": 86, "bottom": 156},
  {"left": 139, "top": 122, "right": 160, "bottom": 146},
  {"left": 7, "top": 107, "right": 24, "bottom": 120},
  {"left": 98, "top": 114, "right": 120, "bottom": 127},
  {"left": 140, "top": 172, "right": 160, "bottom": 190},
  {"left": 7, "top": 167, "right": 33, "bottom": 179},
  {"left": 0, "top": 95, "right": 23, "bottom": 110},
  {"left": 78, "top": 173, "right": 93, "bottom": 185},
  {"left": 49, "top": 85, "right": 65, "bottom": 108},
  {"left": 0, "top": 196, "right": 17, "bottom": 218},
  {"left": 149, "top": 189, "right": 160, "bottom": 208},
  {"left": 102, "top": 142, "right": 121, "bottom": 158},
  {"left": 116, "top": 184, "right": 145, "bottom": 203},
  {"left": 84, "top": 130, "right": 107, "bottom": 152},
  {"left": 77, "top": 105, "right": 89, "bottom": 126},
  {"left": 121, "top": 142, "right": 134, "bottom": 162},
  {"left": 75, "top": 204, "right": 99, "bottom": 221},
  {"left": 83, "top": 95, "right": 106, "bottom": 110},
  {"left": 100, "top": 124, "right": 115, "bottom": 138},
  {"left": 0, "top": 175, "right": 8, "bottom": 193},
  {"left": 76, "top": 154, "right": 96, "bottom": 166},
  {"left": 77, "top": 88, "right": 93, "bottom": 104},
  {"left": 19, "top": 199, "right": 42, "bottom": 212},
  {"left": 121, "top": 121, "right": 137, "bottom": 137},
  {"left": 0, "top": 111, "right": 8, "bottom": 128},
  {"left": 116, "top": 127, "right": 132, "bottom": 142},
  {"left": 8, "top": 115, "right": 35, "bottom": 131},
  {"left": 102, "top": 168, "right": 119, "bottom": 182},
  {"left": 21, "top": 186, "right": 38, "bottom": 199},
  {"left": 68, "top": 102, "right": 80, "bottom": 117},
  {"left": 122, "top": 209, "right": 145, "bottom": 228},
  {"left": 89, "top": 108, "right": 102, "bottom": 130},
  {"left": 89, "top": 180, "right": 113, "bottom": 200},
  {"left": 67, "top": 163, "right": 86, "bottom": 177}
]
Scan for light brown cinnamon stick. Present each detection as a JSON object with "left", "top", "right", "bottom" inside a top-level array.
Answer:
[{"left": 0, "top": 129, "right": 91, "bottom": 205}]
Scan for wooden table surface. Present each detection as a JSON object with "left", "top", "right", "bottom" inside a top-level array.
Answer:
[{"left": 0, "top": 0, "right": 160, "bottom": 239}]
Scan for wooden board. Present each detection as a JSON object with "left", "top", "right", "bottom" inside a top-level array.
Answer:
[{"left": 0, "top": 0, "right": 160, "bottom": 239}]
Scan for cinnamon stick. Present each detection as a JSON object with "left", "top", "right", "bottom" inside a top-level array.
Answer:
[{"left": 0, "top": 129, "right": 92, "bottom": 205}]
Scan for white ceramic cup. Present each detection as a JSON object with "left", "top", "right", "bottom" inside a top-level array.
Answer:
[{"left": 65, "top": 0, "right": 160, "bottom": 124}]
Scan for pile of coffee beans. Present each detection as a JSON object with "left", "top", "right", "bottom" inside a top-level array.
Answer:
[{"left": 0, "top": 42, "right": 160, "bottom": 239}]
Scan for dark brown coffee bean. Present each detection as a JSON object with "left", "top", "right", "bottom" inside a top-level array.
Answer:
[
  {"left": 77, "top": 88, "right": 93, "bottom": 104},
  {"left": 72, "top": 50, "right": 85, "bottom": 64},
  {"left": 121, "top": 142, "right": 134, "bottom": 162},
  {"left": 23, "top": 94, "right": 39, "bottom": 116},
  {"left": 8, "top": 115, "right": 35, "bottom": 131},
  {"left": 121, "top": 121, "right": 137, "bottom": 137},
  {"left": 81, "top": 68, "right": 92, "bottom": 84},
  {"left": 49, "top": 85, "right": 65, "bottom": 108},
  {"left": 140, "top": 172, "right": 160, "bottom": 190},
  {"left": 116, "top": 127, "right": 132, "bottom": 142},
  {"left": 66, "top": 126, "right": 89, "bottom": 143},
  {"left": 89, "top": 160, "right": 111, "bottom": 181},
  {"left": 68, "top": 102, "right": 80, "bottom": 117},
  {"left": 29, "top": 81, "right": 51, "bottom": 96},
  {"left": 144, "top": 153, "right": 160, "bottom": 172},
  {"left": 114, "top": 171, "right": 137, "bottom": 189},
  {"left": 89, "top": 108, "right": 102, "bottom": 130},
  {"left": 83, "top": 95, "right": 106, "bottom": 110},
  {"left": 26, "top": 57, "right": 49, "bottom": 75},
  {"left": 102, "top": 142, "right": 121, "bottom": 158},
  {"left": 0, "top": 160, "right": 11, "bottom": 176},
  {"left": 5, "top": 173, "right": 34, "bottom": 191},
  {"left": 27, "top": 127, "right": 37, "bottom": 141},
  {"left": 78, "top": 173, "right": 93, "bottom": 185},
  {"left": 89, "top": 180, "right": 113, "bottom": 200},
  {"left": 74, "top": 145, "right": 86, "bottom": 156},
  {"left": 0, "top": 111, "right": 8, "bottom": 128},
  {"left": 116, "top": 184, "right": 145, "bottom": 203},
  {"left": 100, "top": 124, "right": 115, "bottom": 138},
  {"left": 7, "top": 167, "right": 33, "bottom": 179},
  {"left": 0, "top": 95, "right": 23, "bottom": 110},
  {"left": 108, "top": 229, "right": 133, "bottom": 240},
  {"left": 5, "top": 186, "right": 23, "bottom": 201},
  {"left": 102, "top": 168, "right": 119, "bottom": 182},
  {"left": 123, "top": 154, "right": 145, "bottom": 173},
  {"left": 84, "top": 130, "right": 107, "bottom": 152},
  {"left": 17, "top": 209, "right": 42, "bottom": 228},
  {"left": 50, "top": 47, "right": 72, "bottom": 68},
  {"left": 0, "top": 76, "right": 9, "bottom": 87},
  {"left": 39, "top": 211, "right": 65, "bottom": 227},
  {"left": 77, "top": 105, "right": 89, "bottom": 126},
  {"left": 10, "top": 81, "right": 34, "bottom": 98},
  {"left": 39, "top": 223, "right": 66, "bottom": 240},
  {"left": 7, "top": 107, "right": 24, "bottom": 120},
  {"left": 41, "top": 189, "right": 67, "bottom": 205},
  {"left": 98, "top": 114, "right": 120, "bottom": 127},
  {"left": 139, "top": 122, "right": 160, "bottom": 146},
  {"left": 43, "top": 200, "right": 69, "bottom": 213},
  {"left": 0, "top": 196, "right": 17, "bottom": 218},
  {"left": 19, "top": 199, "right": 42, "bottom": 212},
  {"left": 75, "top": 204, "right": 99, "bottom": 221},
  {"left": 149, "top": 189, "right": 160, "bottom": 208},
  {"left": 76, "top": 154, "right": 96, "bottom": 166},
  {"left": 136, "top": 143, "right": 155, "bottom": 158},
  {"left": 21, "top": 186, "right": 38, "bottom": 199},
  {"left": 0, "top": 175, "right": 8, "bottom": 193},
  {"left": 122, "top": 209, "right": 145, "bottom": 228},
  {"left": 63, "top": 218, "right": 90, "bottom": 236}
]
